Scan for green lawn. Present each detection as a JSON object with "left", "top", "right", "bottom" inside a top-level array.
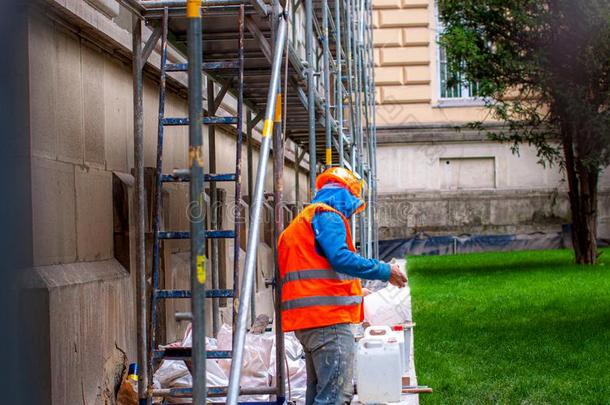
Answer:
[{"left": 408, "top": 248, "right": 610, "bottom": 404}]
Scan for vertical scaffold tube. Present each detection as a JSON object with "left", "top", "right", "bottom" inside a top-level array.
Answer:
[
  {"left": 208, "top": 79, "right": 220, "bottom": 336},
  {"left": 335, "top": 0, "right": 344, "bottom": 167},
  {"left": 305, "top": 0, "right": 316, "bottom": 197},
  {"left": 322, "top": 0, "right": 332, "bottom": 167},
  {"left": 132, "top": 14, "right": 148, "bottom": 405},
  {"left": 271, "top": 0, "right": 286, "bottom": 400},
  {"left": 226, "top": 16, "right": 288, "bottom": 405},
  {"left": 186, "top": 1, "right": 207, "bottom": 403}
]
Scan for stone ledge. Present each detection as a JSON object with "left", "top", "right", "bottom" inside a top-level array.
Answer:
[
  {"left": 26, "top": 259, "right": 127, "bottom": 289},
  {"left": 376, "top": 189, "right": 610, "bottom": 239},
  {"left": 377, "top": 123, "right": 506, "bottom": 144}
]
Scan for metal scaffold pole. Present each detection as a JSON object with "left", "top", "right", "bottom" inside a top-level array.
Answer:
[
  {"left": 132, "top": 13, "right": 149, "bottom": 405},
  {"left": 208, "top": 79, "right": 221, "bottom": 336},
  {"left": 305, "top": 0, "right": 316, "bottom": 197},
  {"left": 186, "top": 0, "right": 207, "bottom": 403},
  {"left": 335, "top": 0, "right": 344, "bottom": 168},
  {"left": 322, "top": 0, "right": 332, "bottom": 167},
  {"left": 353, "top": 0, "right": 366, "bottom": 253},
  {"left": 272, "top": 0, "right": 287, "bottom": 401},
  {"left": 345, "top": 0, "right": 357, "bottom": 242},
  {"left": 362, "top": 0, "right": 374, "bottom": 258},
  {"left": 226, "top": 15, "right": 288, "bottom": 405},
  {"left": 365, "top": 0, "right": 379, "bottom": 259}
]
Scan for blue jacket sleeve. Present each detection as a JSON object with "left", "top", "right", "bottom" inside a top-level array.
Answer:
[{"left": 311, "top": 211, "right": 391, "bottom": 281}]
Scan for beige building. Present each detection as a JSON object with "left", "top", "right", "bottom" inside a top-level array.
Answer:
[{"left": 371, "top": 0, "right": 610, "bottom": 240}]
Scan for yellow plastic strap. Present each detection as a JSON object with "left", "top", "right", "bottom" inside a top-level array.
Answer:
[
  {"left": 128, "top": 374, "right": 139, "bottom": 382},
  {"left": 274, "top": 94, "right": 282, "bottom": 123},
  {"left": 196, "top": 255, "right": 206, "bottom": 284},
  {"left": 326, "top": 148, "right": 332, "bottom": 166},
  {"left": 187, "top": 0, "right": 201, "bottom": 18},
  {"left": 262, "top": 118, "right": 274, "bottom": 137}
]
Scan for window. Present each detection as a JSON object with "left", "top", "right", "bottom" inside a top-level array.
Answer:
[
  {"left": 438, "top": 46, "right": 480, "bottom": 99},
  {"left": 436, "top": 2, "right": 480, "bottom": 100}
]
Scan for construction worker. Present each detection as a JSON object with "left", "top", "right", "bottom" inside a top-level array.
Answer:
[{"left": 278, "top": 167, "right": 407, "bottom": 405}]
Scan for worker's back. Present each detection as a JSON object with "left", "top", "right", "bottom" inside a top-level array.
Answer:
[{"left": 278, "top": 202, "right": 363, "bottom": 332}]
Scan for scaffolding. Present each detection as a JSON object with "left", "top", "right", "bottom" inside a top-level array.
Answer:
[{"left": 123, "top": 0, "right": 378, "bottom": 403}]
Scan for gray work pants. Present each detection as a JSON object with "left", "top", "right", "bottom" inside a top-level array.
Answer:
[{"left": 295, "top": 323, "right": 355, "bottom": 405}]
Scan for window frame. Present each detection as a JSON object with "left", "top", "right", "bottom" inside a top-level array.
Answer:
[{"left": 433, "top": 1, "right": 486, "bottom": 107}]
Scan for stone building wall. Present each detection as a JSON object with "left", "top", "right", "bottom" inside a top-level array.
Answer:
[{"left": 25, "top": 1, "right": 308, "bottom": 403}]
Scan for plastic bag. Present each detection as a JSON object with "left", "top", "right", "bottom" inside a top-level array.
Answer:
[
  {"left": 363, "top": 283, "right": 412, "bottom": 325},
  {"left": 216, "top": 324, "right": 274, "bottom": 402},
  {"left": 153, "top": 324, "right": 229, "bottom": 403},
  {"left": 152, "top": 323, "right": 308, "bottom": 405},
  {"left": 269, "top": 332, "right": 307, "bottom": 405}
]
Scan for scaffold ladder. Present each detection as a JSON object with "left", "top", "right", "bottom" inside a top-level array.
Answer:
[{"left": 147, "top": 5, "right": 246, "bottom": 403}]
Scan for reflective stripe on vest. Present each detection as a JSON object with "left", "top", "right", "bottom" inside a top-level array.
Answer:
[
  {"left": 282, "top": 295, "right": 363, "bottom": 311},
  {"left": 281, "top": 268, "right": 341, "bottom": 283},
  {"left": 278, "top": 202, "right": 364, "bottom": 331}
]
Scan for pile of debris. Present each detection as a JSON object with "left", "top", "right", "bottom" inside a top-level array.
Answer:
[{"left": 153, "top": 321, "right": 306, "bottom": 404}]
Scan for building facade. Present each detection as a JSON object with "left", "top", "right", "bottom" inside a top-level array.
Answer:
[
  {"left": 24, "top": 0, "right": 310, "bottom": 402},
  {"left": 371, "top": 0, "right": 610, "bottom": 241}
]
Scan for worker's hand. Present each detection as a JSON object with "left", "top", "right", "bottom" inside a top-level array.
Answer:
[{"left": 388, "top": 263, "right": 407, "bottom": 288}]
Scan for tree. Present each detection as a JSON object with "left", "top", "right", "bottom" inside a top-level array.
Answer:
[{"left": 438, "top": 0, "right": 610, "bottom": 264}]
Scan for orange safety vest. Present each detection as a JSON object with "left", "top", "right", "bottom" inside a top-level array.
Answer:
[{"left": 278, "top": 202, "right": 363, "bottom": 332}]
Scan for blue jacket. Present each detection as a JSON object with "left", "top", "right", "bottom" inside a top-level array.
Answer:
[{"left": 311, "top": 183, "right": 391, "bottom": 281}]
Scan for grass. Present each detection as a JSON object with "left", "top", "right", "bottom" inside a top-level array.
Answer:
[{"left": 408, "top": 248, "right": 610, "bottom": 405}]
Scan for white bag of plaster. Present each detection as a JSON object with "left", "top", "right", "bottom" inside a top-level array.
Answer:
[
  {"left": 216, "top": 324, "right": 275, "bottom": 402},
  {"left": 153, "top": 324, "right": 229, "bottom": 404},
  {"left": 269, "top": 332, "right": 307, "bottom": 405},
  {"left": 363, "top": 283, "right": 411, "bottom": 326}
]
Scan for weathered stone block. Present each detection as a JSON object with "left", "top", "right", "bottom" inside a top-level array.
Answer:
[
  {"left": 85, "top": 0, "right": 120, "bottom": 18},
  {"left": 375, "top": 67, "right": 404, "bottom": 85},
  {"left": 32, "top": 158, "right": 77, "bottom": 266},
  {"left": 104, "top": 58, "right": 130, "bottom": 171},
  {"left": 82, "top": 43, "right": 106, "bottom": 167},
  {"left": 25, "top": 260, "right": 135, "bottom": 405},
  {"left": 76, "top": 166, "right": 113, "bottom": 261},
  {"left": 164, "top": 251, "right": 191, "bottom": 343},
  {"left": 379, "top": 8, "right": 429, "bottom": 28},
  {"left": 143, "top": 79, "right": 160, "bottom": 168},
  {"left": 403, "top": 27, "right": 430, "bottom": 45},
  {"left": 382, "top": 84, "right": 431, "bottom": 103},
  {"left": 374, "top": 28, "right": 403, "bottom": 47},
  {"left": 373, "top": 0, "right": 401, "bottom": 9},
  {"left": 104, "top": 58, "right": 133, "bottom": 172},
  {"left": 55, "top": 26, "right": 84, "bottom": 164},
  {"left": 402, "top": 0, "right": 428, "bottom": 8},
  {"left": 29, "top": 14, "right": 56, "bottom": 160},
  {"left": 380, "top": 46, "right": 429, "bottom": 65},
  {"left": 404, "top": 65, "right": 430, "bottom": 83}
]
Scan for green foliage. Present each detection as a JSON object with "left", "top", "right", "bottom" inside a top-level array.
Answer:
[
  {"left": 409, "top": 249, "right": 610, "bottom": 404},
  {"left": 438, "top": 0, "right": 610, "bottom": 171}
]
